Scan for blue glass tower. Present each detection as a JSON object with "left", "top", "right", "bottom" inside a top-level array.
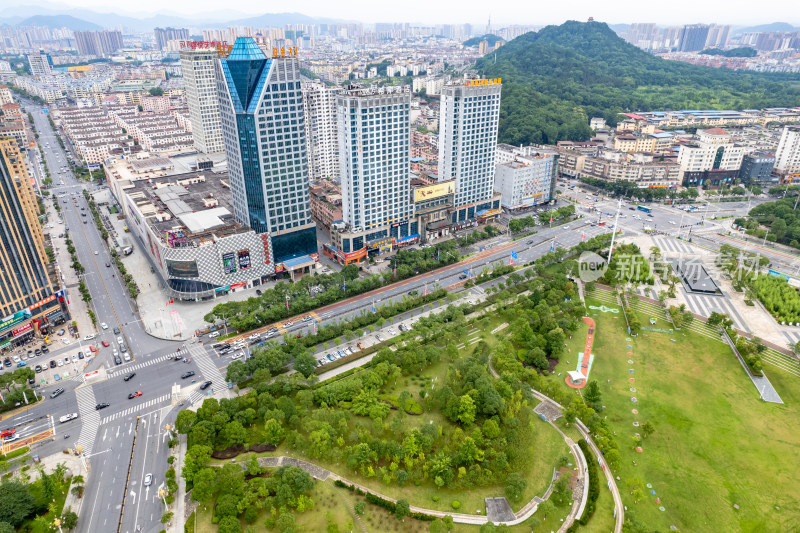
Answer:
[{"left": 217, "top": 38, "right": 317, "bottom": 267}]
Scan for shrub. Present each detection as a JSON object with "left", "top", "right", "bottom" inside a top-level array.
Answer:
[{"left": 451, "top": 500, "right": 461, "bottom": 510}]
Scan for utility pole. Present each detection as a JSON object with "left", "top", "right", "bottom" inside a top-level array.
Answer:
[{"left": 607, "top": 199, "right": 623, "bottom": 262}]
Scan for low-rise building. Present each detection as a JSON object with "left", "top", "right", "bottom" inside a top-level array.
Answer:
[
  {"left": 579, "top": 151, "right": 682, "bottom": 189},
  {"left": 309, "top": 180, "right": 343, "bottom": 230},
  {"left": 739, "top": 150, "right": 777, "bottom": 185},
  {"left": 494, "top": 145, "right": 558, "bottom": 210}
]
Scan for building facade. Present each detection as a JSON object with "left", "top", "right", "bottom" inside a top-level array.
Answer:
[
  {"left": 438, "top": 78, "right": 502, "bottom": 224},
  {"left": 302, "top": 81, "right": 340, "bottom": 181},
  {"left": 180, "top": 48, "right": 224, "bottom": 154},
  {"left": 739, "top": 150, "right": 777, "bottom": 185},
  {"left": 677, "top": 128, "right": 747, "bottom": 186},
  {"left": 494, "top": 148, "right": 559, "bottom": 210},
  {"left": 217, "top": 38, "right": 318, "bottom": 275},
  {"left": 154, "top": 27, "right": 190, "bottom": 50},
  {"left": 0, "top": 140, "right": 63, "bottom": 350},
  {"left": 74, "top": 30, "right": 123, "bottom": 57},
  {"left": 775, "top": 126, "right": 800, "bottom": 175},
  {"left": 26, "top": 53, "right": 51, "bottom": 76}
]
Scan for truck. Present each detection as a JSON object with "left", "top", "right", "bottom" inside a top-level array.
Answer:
[{"left": 59, "top": 413, "right": 78, "bottom": 423}]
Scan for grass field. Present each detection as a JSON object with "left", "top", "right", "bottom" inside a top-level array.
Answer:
[{"left": 557, "top": 295, "right": 800, "bottom": 533}]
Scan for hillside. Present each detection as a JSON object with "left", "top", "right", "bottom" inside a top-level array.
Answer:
[
  {"left": 700, "top": 47, "right": 758, "bottom": 57},
  {"left": 463, "top": 34, "right": 503, "bottom": 47},
  {"left": 17, "top": 15, "right": 101, "bottom": 31},
  {"left": 475, "top": 20, "right": 800, "bottom": 145}
]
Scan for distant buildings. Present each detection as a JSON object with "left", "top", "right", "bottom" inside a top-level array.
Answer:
[
  {"left": 180, "top": 47, "right": 224, "bottom": 154},
  {"left": 774, "top": 125, "right": 800, "bottom": 175},
  {"left": 438, "top": 79, "right": 503, "bottom": 225},
  {"left": 154, "top": 27, "right": 190, "bottom": 50},
  {"left": 26, "top": 53, "right": 51, "bottom": 76},
  {"left": 74, "top": 30, "right": 123, "bottom": 57},
  {"left": 217, "top": 37, "right": 318, "bottom": 278},
  {"left": 0, "top": 139, "right": 63, "bottom": 347},
  {"left": 302, "top": 81, "right": 340, "bottom": 181},
  {"left": 678, "top": 25, "right": 711, "bottom": 52}
]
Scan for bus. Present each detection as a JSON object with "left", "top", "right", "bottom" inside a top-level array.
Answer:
[{"left": 637, "top": 205, "right": 652, "bottom": 213}]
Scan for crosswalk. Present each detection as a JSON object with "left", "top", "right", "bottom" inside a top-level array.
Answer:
[
  {"left": 100, "top": 393, "right": 171, "bottom": 424},
  {"left": 651, "top": 235, "right": 699, "bottom": 255},
  {"left": 109, "top": 353, "right": 174, "bottom": 375},
  {"left": 75, "top": 387, "right": 100, "bottom": 454},
  {"left": 682, "top": 291, "right": 750, "bottom": 332},
  {"left": 187, "top": 343, "right": 229, "bottom": 398},
  {"left": 760, "top": 347, "right": 800, "bottom": 377}
]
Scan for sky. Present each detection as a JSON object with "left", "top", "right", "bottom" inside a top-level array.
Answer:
[{"left": 9, "top": 0, "right": 800, "bottom": 26}]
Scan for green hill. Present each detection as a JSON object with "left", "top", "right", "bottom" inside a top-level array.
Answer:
[
  {"left": 699, "top": 47, "right": 758, "bottom": 57},
  {"left": 463, "top": 34, "right": 504, "bottom": 47},
  {"left": 475, "top": 20, "right": 800, "bottom": 145}
]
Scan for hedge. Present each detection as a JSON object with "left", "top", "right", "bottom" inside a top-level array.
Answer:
[
  {"left": 334, "top": 480, "right": 435, "bottom": 521},
  {"left": 566, "top": 439, "right": 600, "bottom": 531}
]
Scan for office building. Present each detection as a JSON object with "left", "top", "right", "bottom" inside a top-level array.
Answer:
[
  {"left": 217, "top": 37, "right": 318, "bottom": 275},
  {"left": 494, "top": 146, "right": 559, "bottom": 210},
  {"left": 438, "top": 78, "right": 503, "bottom": 225},
  {"left": 677, "top": 127, "right": 747, "bottom": 186},
  {"left": 739, "top": 150, "right": 776, "bottom": 185},
  {"left": 678, "top": 24, "right": 710, "bottom": 52},
  {"left": 26, "top": 53, "right": 51, "bottom": 76},
  {"left": 774, "top": 126, "right": 800, "bottom": 175},
  {"left": 0, "top": 139, "right": 63, "bottom": 348},
  {"left": 302, "top": 81, "right": 340, "bottom": 181},
  {"left": 154, "top": 27, "right": 189, "bottom": 50},
  {"left": 337, "top": 85, "right": 412, "bottom": 232},
  {"left": 180, "top": 48, "right": 224, "bottom": 154},
  {"left": 74, "top": 30, "right": 123, "bottom": 57}
]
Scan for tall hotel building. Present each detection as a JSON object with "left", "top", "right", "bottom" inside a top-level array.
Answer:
[
  {"left": 302, "top": 81, "right": 340, "bottom": 181},
  {"left": 0, "top": 140, "right": 63, "bottom": 349},
  {"left": 438, "top": 79, "right": 503, "bottom": 225},
  {"left": 216, "top": 38, "right": 318, "bottom": 269},
  {"left": 331, "top": 85, "right": 415, "bottom": 256},
  {"left": 775, "top": 125, "right": 800, "bottom": 175},
  {"left": 181, "top": 47, "right": 224, "bottom": 154}
]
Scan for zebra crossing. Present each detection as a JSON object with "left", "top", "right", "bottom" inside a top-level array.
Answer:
[
  {"left": 100, "top": 393, "right": 172, "bottom": 424},
  {"left": 186, "top": 342, "right": 230, "bottom": 398},
  {"left": 629, "top": 296, "right": 667, "bottom": 319},
  {"left": 651, "top": 236, "right": 698, "bottom": 255},
  {"left": 760, "top": 348, "right": 800, "bottom": 378},
  {"left": 75, "top": 386, "right": 100, "bottom": 454},
  {"left": 782, "top": 329, "right": 800, "bottom": 346},
  {"left": 587, "top": 288, "right": 617, "bottom": 305},
  {"left": 109, "top": 353, "right": 175, "bottom": 375},
  {"left": 682, "top": 291, "right": 750, "bottom": 332}
]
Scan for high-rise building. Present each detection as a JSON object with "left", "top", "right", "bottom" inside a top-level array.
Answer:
[
  {"left": 774, "top": 125, "right": 800, "bottom": 175},
  {"left": 154, "top": 27, "right": 189, "bottom": 50},
  {"left": 678, "top": 24, "right": 710, "bottom": 52},
  {"left": 74, "top": 30, "right": 123, "bottom": 57},
  {"left": 180, "top": 48, "right": 224, "bottom": 154},
  {"left": 217, "top": 37, "right": 317, "bottom": 267},
  {"left": 705, "top": 24, "right": 731, "bottom": 49},
  {"left": 26, "top": 53, "right": 51, "bottom": 76},
  {"left": 302, "top": 81, "right": 340, "bottom": 181},
  {"left": 438, "top": 79, "right": 502, "bottom": 223},
  {"left": 337, "top": 85, "right": 412, "bottom": 232},
  {"left": 0, "top": 139, "right": 62, "bottom": 347}
]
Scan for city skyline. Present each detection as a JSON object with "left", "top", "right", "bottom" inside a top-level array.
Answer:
[{"left": 3, "top": 0, "right": 800, "bottom": 27}]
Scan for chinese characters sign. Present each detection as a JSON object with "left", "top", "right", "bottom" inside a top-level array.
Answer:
[
  {"left": 465, "top": 78, "right": 502, "bottom": 87},
  {"left": 273, "top": 47, "right": 298, "bottom": 58}
]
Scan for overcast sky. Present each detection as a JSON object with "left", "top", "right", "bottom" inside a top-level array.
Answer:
[{"left": 15, "top": 0, "right": 800, "bottom": 26}]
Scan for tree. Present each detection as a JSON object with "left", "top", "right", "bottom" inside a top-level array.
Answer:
[
  {"left": 218, "top": 516, "right": 241, "bottom": 533},
  {"left": 0, "top": 480, "right": 35, "bottom": 527},
  {"left": 191, "top": 468, "right": 217, "bottom": 502},
  {"left": 584, "top": 380, "right": 602, "bottom": 410},
  {"left": 0, "top": 523, "right": 14, "bottom": 533},
  {"left": 149, "top": 87, "right": 164, "bottom": 96},
  {"left": 641, "top": 421, "right": 655, "bottom": 438},
  {"left": 175, "top": 409, "right": 197, "bottom": 434},
  {"left": 395, "top": 499, "right": 411, "bottom": 520},
  {"left": 457, "top": 394, "right": 476, "bottom": 425},
  {"left": 504, "top": 472, "right": 527, "bottom": 501},
  {"left": 537, "top": 499, "right": 555, "bottom": 520},
  {"left": 263, "top": 418, "right": 286, "bottom": 446},
  {"left": 61, "top": 509, "right": 78, "bottom": 530},
  {"left": 293, "top": 351, "right": 317, "bottom": 378}
]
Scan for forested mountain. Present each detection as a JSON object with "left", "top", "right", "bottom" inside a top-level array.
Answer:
[{"left": 475, "top": 20, "right": 800, "bottom": 145}]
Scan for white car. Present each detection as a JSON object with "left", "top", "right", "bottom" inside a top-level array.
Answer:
[
  {"left": 94, "top": 251, "right": 98, "bottom": 255},
  {"left": 116, "top": 336, "right": 123, "bottom": 344},
  {"left": 669, "top": 221, "right": 676, "bottom": 225},
  {"left": 57, "top": 359, "right": 64, "bottom": 366},
  {"left": 62, "top": 338, "right": 71, "bottom": 345},
  {"left": 143, "top": 473, "right": 153, "bottom": 486},
  {"left": 208, "top": 332, "right": 220, "bottom": 338},
  {"left": 231, "top": 352, "right": 243, "bottom": 360},
  {"left": 563, "top": 225, "right": 570, "bottom": 230},
  {"left": 248, "top": 333, "right": 260, "bottom": 340},
  {"left": 101, "top": 323, "right": 108, "bottom": 329},
  {"left": 83, "top": 334, "right": 95, "bottom": 340},
  {"left": 72, "top": 355, "right": 78, "bottom": 362}
]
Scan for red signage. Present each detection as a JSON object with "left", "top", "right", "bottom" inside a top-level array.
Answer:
[
  {"left": 28, "top": 295, "right": 56, "bottom": 311},
  {"left": 260, "top": 234, "right": 271, "bottom": 264},
  {"left": 12, "top": 322, "right": 32, "bottom": 337},
  {"left": 230, "top": 282, "right": 246, "bottom": 290},
  {"left": 180, "top": 40, "right": 226, "bottom": 49}
]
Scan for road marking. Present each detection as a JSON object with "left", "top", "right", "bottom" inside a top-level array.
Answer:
[
  {"left": 75, "top": 387, "right": 100, "bottom": 454},
  {"left": 99, "top": 394, "right": 172, "bottom": 424}
]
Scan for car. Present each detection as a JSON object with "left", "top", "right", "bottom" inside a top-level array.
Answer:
[
  {"left": 59, "top": 413, "right": 78, "bottom": 423},
  {"left": 263, "top": 331, "right": 274, "bottom": 339},
  {"left": 119, "top": 345, "right": 127, "bottom": 353},
  {"left": 255, "top": 289, "right": 262, "bottom": 295},
  {"left": 35, "top": 364, "right": 42, "bottom": 373},
  {"left": 268, "top": 327, "right": 278, "bottom": 334},
  {"left": 248, "top": 333, "right": 260, "bottom": 340},
  {"left": 50, "top": 388, "right": 65, "bottom": 398},
  {"left": 116, "top": 336, "right": 123, "bottom": 344},
  {"left": 53, "top": 373, "right": 61, "bottom": 381},
  {"left": 96, "top": 403, "right": 110, "bottom": 410},
  {"left": 302, "top": 316, "right": 312, "bottom": 322},
  {"left": 181, "top": 371, "right": 196, "bottom": 379},
  {"left": 669, "top": 221, "right": 676, "bottom": 225},
  {"left": 459, "top": 274, "right": 467, "bottom": 280},
  {"left": 123, "top": 353, "right": 131, "bottom": 362},
  {"left": 62, "top": 338, "right": 71, "bottom": 345},
  {"left": 101, "top": 340, "right": 110, "bottom": 347},
  {"left": 113, "top": 327, "right": 120, "bottom": 334},
  {"left": 12, "top": 356, "right": 20, "bottom": 363},
  {"left": 41, "top": 346, "right": 49, "bottom": 354},
  {"left": 231, "top": 352, "right": 243, "bottom": 360},
  {"left": 128, "top": 391, "right": 143, "bottom": 399},
  {"left": 199, "top": 380, "right": 213, "bottom": 390},
  {"left": 58, "top": 329, "right": 65, "bottom": 336},
  {"left": 0, "top": 428, "right": 14, "bottom": 438},
  {"left": 283, "top": 321, "right": 293, "bottom": 327},
  {"left": 35, "top": 348, "right": 41, "bottom": 356},
  {"left": 106, "top": 262, "right": 111, "bottom": 267},
  {"left": 101, "top": 323, "right": 108, "bottom": 329},
  {"left": 49, "top": 360, "right": 56, "bottom": 369},
  {"left": 208, "top": 332, "right": 219, "bottom": 338},
  {"left": 124, "top": 372, "right": 136, "bottom": 381},
  {"left": 71, "top": 355, "right": 78, "bottom": 362},
  {"left": 83, "top": 334, "right": 96, "bottom": 341},
  {"left": 144, "top": 473, "right": 153, "bottom": 486},
  {"left": 114, "top": 355, "right": 122, "bottom": 365},
  {"left": 57, "top": 359, "right": 63, "bottom": 367}
]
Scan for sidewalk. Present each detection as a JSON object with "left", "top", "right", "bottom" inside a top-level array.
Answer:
[{"left": 170, "top": 435, "right": 187, "bottom": 533}]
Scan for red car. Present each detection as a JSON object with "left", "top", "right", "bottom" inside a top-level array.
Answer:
[
  {"left": 101, "top": 340, "right": 110, "bottom": 347},
  {"left": 89, "top": 345, "right": 98, "bottom": 353},
  {"left": 127, "top": 391, "right": 142, "bottom": 399},
  {"left": 0, "top": 428, "right": 15, "bottom": 438}
]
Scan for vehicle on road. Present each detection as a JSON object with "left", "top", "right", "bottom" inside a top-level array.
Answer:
[
  {"left": 49, "top": 360, "right": 56, "bottom": 368},
  {"left": 283, "top": 321, "right": 293, "bottom": 327},
  {"left": 54, "top": 374, "right": 61, "bottom": 381},
  {"left": 174, "top": 355, "right": 183, "bottom": 361},
  {"left": 83, "top": 334, "right": 95, "bottom": 340},
  {"left": 231, "top": 352, "right": 243, "bottom": 360},
  {"left": 302, "top": 316, "right": 312, "bottom": 322},
  {"left": 101, "top": 323, "right": 108, "bottom": 329},
  {"left": 35, "top": 364, "right": 42, "bottom": 373},
  {"left": 59, "top": 413, "right": 78, "bottom": 423},
  {"left": 101, "top": 340, "right": 110, "bottom": 347},
  {"left": 50, "top": 388, "right": 64, "bottom": 398},
  {"left": 124, "top": 372, "right": 136, "bottom": 381},
  {"left": 637, "top": 205, "right": 652, "bottom": 213},
  {"left": 96, "top": 403, "right": 109, "bottom": 410},
  {"left": 208, "top": 332, "right": 219, "bottom": 338},
  {"left": 181, "top": 371, "right": 195, "bottom": 379},
  {"left": 62, "top": 338, "right": 70, "bottom": 345},
  {"left": 248, "top": 333, "right": 260, "bottom": 340},
  {"left": 114, "top": 355, "right": 122, "bottom": 365},
  {"left": 128, "top": 391, "right": 142, "bottom": 399},
  {"left": 144, "top": 473, "right": 153, "bottom": 486},
  {"left": 113, "top": 327, "right": 120, "bottom": 334},
  {"left": 199, "top": 380, "right": 212, "bottom": 390},
  {"left": 0, "top": 429, "right": 14, "bottom": 438}
]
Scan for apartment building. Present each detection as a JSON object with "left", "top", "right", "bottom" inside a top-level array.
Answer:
[
  {"left": 677, "top": 127, "right": 748, "bottom": 186},
  {"left": 302, "top": 81, "right": 340, "bottom": 181},
  {"left": 494, "top": 145, "right": 559, "bottom": 210},
  {"left": 774, "top": 125, "right": 800, "bottom": 175},
  {"left": 180, "top": 47, "right": 224, "bottom": 154}
]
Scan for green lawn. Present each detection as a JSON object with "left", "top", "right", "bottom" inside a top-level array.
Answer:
[{"left": 553, "top": 296, "right": 800, "bottom": 532}]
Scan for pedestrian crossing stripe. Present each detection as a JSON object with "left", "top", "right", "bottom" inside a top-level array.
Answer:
[{"left": 100, "top": 393, "right": 172, "bottom": 424}]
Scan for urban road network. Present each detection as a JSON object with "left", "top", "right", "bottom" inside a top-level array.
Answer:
[{"left": 1, "top": 100, "right": 775, "bottom": 533}]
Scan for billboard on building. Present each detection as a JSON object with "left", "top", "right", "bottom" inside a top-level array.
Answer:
[
  {"left": 222, "top": 252, "right": 237, "bottom": 274},
  {"left": 414, "top": 181, "right": 455, "bottom": 203},
  {"left": 238, "top": 250, "right": 251, "bottom": 270},
  {"left": 166, "top": 259, "right": 199, "bottom": 278}
]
